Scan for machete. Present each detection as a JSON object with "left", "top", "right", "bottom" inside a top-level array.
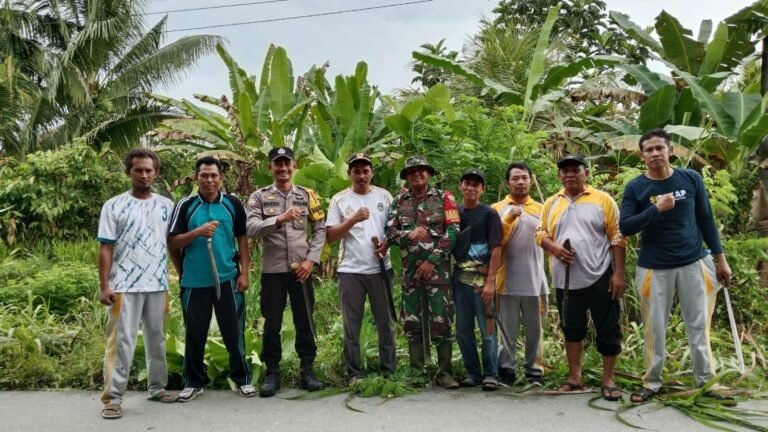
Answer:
[
  {"left": 291, "top": 262, "right": 317, "bottom": 341},
  {"left": 722, "top": 283, "right": 745, "bottom": 373},
  {"left": 412, "top": 257, "right": 431, "bottom": 364},
  {"left": 372, "top": 236, "right": 398, "bottom": 324},
  {"left": 491, "top": 296, "right": 516, "bottom": 369},
  {"left": 561, "top": 238, "right": 572, "bottom": 329},
  {"left": 206, "top": 238, "right": 221, "bottom": 300}
]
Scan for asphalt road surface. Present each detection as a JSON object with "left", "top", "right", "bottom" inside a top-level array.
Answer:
[{"left": 2, "top": 389, "right": 766, "bottom": 432}]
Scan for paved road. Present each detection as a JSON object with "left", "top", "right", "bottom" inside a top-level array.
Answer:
[{"left": 1, "top": 389, "right": 765, "bottom": 431}]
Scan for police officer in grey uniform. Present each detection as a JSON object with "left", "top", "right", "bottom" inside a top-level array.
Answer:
[{"left": 246, "top": 147, "right": 327, "bottom": 397}]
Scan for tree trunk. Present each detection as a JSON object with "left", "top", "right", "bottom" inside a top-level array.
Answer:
[{"left": 753, "top": 38, "right": 768, "bottom": 237}]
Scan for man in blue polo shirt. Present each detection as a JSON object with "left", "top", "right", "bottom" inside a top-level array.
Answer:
[
  {"left": 168, "top": 156, "right": 254, "bottom": 401},
  {"left": 620, "top": 129, "right": 732, "bottom": 403}
]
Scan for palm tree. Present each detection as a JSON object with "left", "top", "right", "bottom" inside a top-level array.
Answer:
[
  {"left": 410, "top": 39, "right": 458, "bottom": 89},
  {"left": 0, "top": 0, "right": 74, "bottom": 155},
  {"left": 461, "top": 19, "right": 544, "bottom": 96},
  {"left": 0, "top": 0, "right": 223, "bottom": 156}
]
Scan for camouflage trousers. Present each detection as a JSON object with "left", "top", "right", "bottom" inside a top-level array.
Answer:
[{"left": 401, "top": 276, "right": 454, "bottom": 344}]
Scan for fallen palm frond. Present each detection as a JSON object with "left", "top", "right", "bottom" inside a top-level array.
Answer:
[
  {"left": 286, "top": 372, "right": 420, "bottom": 413},
  {"left": 608, "top": 370, "right": 768, "bottom": 432},
  {"left": 284, "top": 387, "right": 348, "bottom": 401}
]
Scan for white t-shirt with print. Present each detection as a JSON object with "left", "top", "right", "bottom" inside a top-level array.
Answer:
[
  {"left": 326, "top": 186, "right": 393, "bottom": 274},
  {"left": 97, "top": 192, "right": 174, "bottom": 293}
]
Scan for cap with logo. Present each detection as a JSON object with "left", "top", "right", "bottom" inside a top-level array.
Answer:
[
  {"left": 268, "top": 147, "right": 294, "bottom": 162},
  {"left": 557, "top": 154, "right": 587, "bottom": 168},
  {"left": 460, "top": 168, "right": 485, "bottom": 184},
  {"left": 399, "top": 155, "right": 437, "bottom": 180}
]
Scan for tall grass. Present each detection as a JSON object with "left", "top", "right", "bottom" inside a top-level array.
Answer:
[{"left": 0, "top": 238, "right": 765, "bottom": 401}]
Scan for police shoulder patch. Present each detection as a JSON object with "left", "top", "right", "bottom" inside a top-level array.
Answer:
[{"left": 299, "top": 187, "right": 325, "bottom": 221}]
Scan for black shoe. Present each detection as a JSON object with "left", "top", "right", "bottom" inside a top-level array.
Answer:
[
  {"left": 499, "top": 369, "right": 516, "bottom": 386},
  {"left": 259, "top": 374, "right": 280, "bottom": 397},
  {"left": 460, "top": 377, "right": 481, "bottom": 387},
  {"left": 525, "top": 374, "right": 544, "bottom": 386},
  {"left": 298, "top": 370, "right": 326, "bottom": 392}
]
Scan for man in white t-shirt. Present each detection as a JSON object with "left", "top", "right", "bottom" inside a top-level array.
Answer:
[
  {"left": 326, "top": 153, "right": 395, "bottom": 381},
  {"left": 97, "top": 149, "right": 176, "bottom": 419}
]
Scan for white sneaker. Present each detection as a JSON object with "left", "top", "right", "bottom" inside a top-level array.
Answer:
[{"left": 177, "top": 387, "right": 203, "bottom": 402}]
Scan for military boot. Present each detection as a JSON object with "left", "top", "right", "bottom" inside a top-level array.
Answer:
[
  {"left": 259, "top": 373, "right": 280, "bottom": 397},
  {"left": 298, "top": 367, "right": 326, "bottom": 392},
  {"left": 408, "top": 339, "right": 426, "bottom": 372},
  {"left": 435, "top": 342, "right": 459, "bottom": 389}
]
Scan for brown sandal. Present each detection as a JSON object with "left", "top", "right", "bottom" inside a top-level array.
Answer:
[
  {"left": 630, "top": 387, "right": 658, "bottom": 403},
  {"left": 558, "top": 381, "right": 584, "bottom": 392},
  {"left": 101, "top": 403, "right": 122, "bottom": 420}
]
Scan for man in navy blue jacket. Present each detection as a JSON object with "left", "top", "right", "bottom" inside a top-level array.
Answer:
[{"left": 619, "top": 129, "right": 732, "bottom": 403}]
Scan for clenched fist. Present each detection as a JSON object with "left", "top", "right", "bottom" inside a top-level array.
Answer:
[
  {"left": 278, "top": 206, "right": 304, "bottom": 224},
  {"left": 197, "top": 221, "right": 219, "bottom": 238},
  {"left": 655, "top": 193, "right": 675, "bottom": 213}
]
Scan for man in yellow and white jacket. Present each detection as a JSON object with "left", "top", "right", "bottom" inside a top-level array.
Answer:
[
  {"left": 535, "top": 154, "right": 626, "bottom": 402},
  {"left": 492, "top": 162, "right": 548, "bottom": 386}
]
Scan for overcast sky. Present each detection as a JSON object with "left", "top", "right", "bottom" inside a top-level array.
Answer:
[{"left": 151, "top": 0, "right": 755, "bottom": 101}]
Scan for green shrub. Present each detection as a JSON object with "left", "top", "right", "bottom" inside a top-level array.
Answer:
[
  {"left": 50, "top": 240, "right": 98, "bottom": 265},
  {"left": 720, "top": 236, "right": 768, "bottom": 330},
  {"left": 0, "top": 144, "right": 129, "bottom": 244},
  {"left": 0, "top": 262, "right": 97, "bottom": 315},
  {"left": 0, "top": 300, "right": 105, "bottom": 390}
]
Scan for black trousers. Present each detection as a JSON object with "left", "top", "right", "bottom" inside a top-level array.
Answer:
[
  {"left": 181, "top": 280, "right": 251, "bottom": 387},
  {"left": 555, "top": 269, "right": 622, "bottom": 356},
  {"left": 260, "top": 272, "right": 317, "bottom": 375}
]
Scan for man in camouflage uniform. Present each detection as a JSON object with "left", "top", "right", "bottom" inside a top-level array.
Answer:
[
  {"left": 245, "top": 147, "right": 327, "bottom": 397},
  {"left": 385, "top": 155, "right": 460, "bottom": 389}
]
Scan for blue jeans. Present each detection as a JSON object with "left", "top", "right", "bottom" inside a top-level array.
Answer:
[{"left": 453, "top": 279, "right": 498, "bottom": 379}]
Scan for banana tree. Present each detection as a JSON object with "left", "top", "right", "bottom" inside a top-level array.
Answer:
[
  {"left": 594, "top": 8, "right": 768, "bottom": 176},
  {"left": 293, "top": 61, "right": 397, "bottom": 197},
  {"left": 410, "top": 6, "right": 623, "bottom": 124},
  {"left": 151, "top": 43, "right": 315, "bottom": 195}
]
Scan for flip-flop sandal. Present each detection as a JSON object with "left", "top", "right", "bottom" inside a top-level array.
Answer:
[
  {"left": 601, "top": 386, "right": 622, "bottom": 401},
  {"left": 101, "top": 404, "right": 122, "bottom": 420},
  {"left": 147, "top": 390, "right": 179, "bottom": 403},
  {"left": 630, "top": 387, "right": 659, "bottom": 403},
  {"left": 559, "top": 381, "right": 584, "bottom": 392}
]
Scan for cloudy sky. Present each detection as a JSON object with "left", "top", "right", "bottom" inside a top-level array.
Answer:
[{"left": 150, "top": 0, "right": 755, "bottom": 101}]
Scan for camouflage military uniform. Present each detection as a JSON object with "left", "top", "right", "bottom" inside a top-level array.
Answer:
[{"left": 386, "top": 186, "right": 460, "bottom": 343}]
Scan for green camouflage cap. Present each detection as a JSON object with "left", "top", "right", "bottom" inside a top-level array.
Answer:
[{"left": 399, "top": 155, "right": 437, "bottom": 180}]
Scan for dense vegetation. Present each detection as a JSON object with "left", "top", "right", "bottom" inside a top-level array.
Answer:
[{"left": 1, "top": 3, "right": 767, "bottom": 426}]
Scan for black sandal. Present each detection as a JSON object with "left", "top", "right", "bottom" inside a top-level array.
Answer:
[
  {"left": 601, "top": 386, "right": 621, "bottom": 401},
  {"left": 630, "top": 387, "right": 658, "bottom": 403}
]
